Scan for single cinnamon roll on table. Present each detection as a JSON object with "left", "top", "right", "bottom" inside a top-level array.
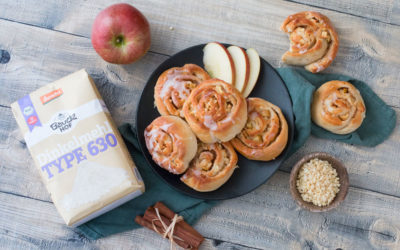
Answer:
[
  {"left": 183, "top": 79, "right": 247, "bottom": 143},
  {"left": 311, "top": 80, "right": 366, "bottom": 134},
  {"left": 281, "top": 11, "right": 339, "bottom": 73},
  {"left": 181, "top": 141, "right": 238, "bottom": 192},
  {"left": 154, "top": 64, "right": 210, "bottom": 118},
  {"left": 231, "top": 98, "right": 288, "bottom": 161},
  {"left": 144, "top": 116, "right": 197, "bottom": 174}
]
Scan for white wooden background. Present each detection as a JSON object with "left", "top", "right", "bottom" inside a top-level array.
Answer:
[{"left": 0, "top": 0, "right": 399, "bottom": 249}]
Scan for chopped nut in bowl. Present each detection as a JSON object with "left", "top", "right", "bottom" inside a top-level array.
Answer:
[{"left": 289, "top": 152, "right": 349, "bottom": 212}]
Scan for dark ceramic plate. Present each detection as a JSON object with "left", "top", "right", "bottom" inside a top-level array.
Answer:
[{"left": 136, "top": 44, "right": 294, "bottom": 200}]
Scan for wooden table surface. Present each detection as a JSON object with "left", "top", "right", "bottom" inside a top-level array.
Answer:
[{"left": 1, "top": 0, "right": 399, "bottom": 249}]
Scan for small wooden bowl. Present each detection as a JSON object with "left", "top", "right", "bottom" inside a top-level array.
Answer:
[{"left": 289, "top": 152, "right": 349, "bottom": 212}]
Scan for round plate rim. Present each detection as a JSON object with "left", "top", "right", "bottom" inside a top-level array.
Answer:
[{"left": 136, "top": 43, "right": 294, "bottom": 200}]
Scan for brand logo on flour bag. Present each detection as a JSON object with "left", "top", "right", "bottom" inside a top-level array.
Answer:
[
  {"left": 41, "top": 88, "right": 63, "bottom": 104},
  {"left": 18, "top": 95, "right": 42, "bottom": 131},
  {"left": 50, "top": 112, "right": 78, "bottom": 133},
  {"left": 23, "top": 106, "right": 34, "bottom": 116},
  {"left": 27, "top": 115, "right": 39, "bottom": 126}
]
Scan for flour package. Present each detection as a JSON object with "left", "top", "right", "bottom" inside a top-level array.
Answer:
[{"left": 11, "top": 69, "right": 145, "bottom": 227}]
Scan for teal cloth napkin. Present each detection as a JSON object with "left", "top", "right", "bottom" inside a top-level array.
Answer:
[
  {"left": 78, "top": 124, "right": 217, "bottom": 240},
  {"left": 77, "top": 67, "right": 395, "bottom": 240},
  {"left": 276, "top": 67, "right": 396, "bottom": 154}
]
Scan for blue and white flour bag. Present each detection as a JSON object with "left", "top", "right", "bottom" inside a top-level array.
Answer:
[{"left": 11, "top": 69, "right": 145, "bottom": 226}]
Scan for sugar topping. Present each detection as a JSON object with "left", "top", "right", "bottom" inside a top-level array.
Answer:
[{"left": 296, "top": 158, "right": 340, "bottom": 207}]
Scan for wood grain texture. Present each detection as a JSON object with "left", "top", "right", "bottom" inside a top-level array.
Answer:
[
  {"left": 0, "top": 16, "right": 399, "bottom": 200},
  {"left": 0, "top": 0, "right": 399, "bottom": 249},
  {"left": 200, "top": 171, "right": 400, "bottom": 249},
  {"left": 0, "top": 191, "right": 256, "bottom": 250},
  {"left": 0, "top": 18, "right": 167, "bottom": 110},
  {"left": 1, "top": 0, "right": 400, "bottom": 110},
  {"left": 1, "top": 106, "right": 397, "bottom": 202},
  {"left": 285, "top": 0, "right": 400, "bottom": 25},
  {"left": 1, "top": 172, "right": 400, "bottom": 249}
]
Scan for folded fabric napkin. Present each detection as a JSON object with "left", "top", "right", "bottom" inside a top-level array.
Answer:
[
  {"left": 77, "top": 67, "right": 395, "bottom": 240},
  {"left": 276, "top": 67, "right": 396, "bottom": 154},
  {"left": 78, "top": 124, "right": 217, "bottom": 240}
]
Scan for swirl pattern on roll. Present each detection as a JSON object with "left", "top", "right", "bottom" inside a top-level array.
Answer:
[
  {"left": 154, "top": 64, "right": 210, "bottom": 118},
  {"left": 311, "top": 80, "right": 366, "bottom": 134},
  {"left": 281, "top": 11, "right": 339, "bottom": 73},
  {"left": 144, "top": 116, "right": 197, "bottom": 174},
  {"left": 181, "top": 141, "right": 238, "bottom": 192},
  {"left": 231, "top": 98, "right": 288, "bottom": 161},
  {"left": 183, "top": 79, "right": 247, "bottom": 143}
]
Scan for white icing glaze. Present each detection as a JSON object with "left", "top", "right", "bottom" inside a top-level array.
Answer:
[
  {"left": 324, "top": 92, "right": 338, "bottom": 113},
  {"left": 203, "top": 115, "right": 218, "bottom": 131},
  {"left": 299, "top": 49, "right": 308, "bottom": 54},
  {"left": 145, "top": 124, "right": 173, "bottom": 157},
  {"left": 193, "top": 169, "right": 201, "bottom": 176},
  {"left": 220, "top": 116, "right": 232, "bottom": 124},
  {"left": 159, "top": 123, "right": 172, "bottom": 132},
  {"left": 250, "top": 149, "right": 258, "bottom": 156},
  {"left": 316, "top": 64, "right": 324, "bottom": 72},
  {"left": 159, "top": 75, "right": 190, "bottom": 100},
  {"left": 250, "top": 111, "right": 259, "bottom": 120}
]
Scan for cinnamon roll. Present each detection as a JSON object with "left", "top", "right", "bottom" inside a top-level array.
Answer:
[
  {"left": 183, "top": 79, "right": 247, "bottom": 143},
  {"left": 144, "top": 116, "right": 197, "bottom": 174},
  {"left": 181, "top": 141, "right": 238, "bottom": 192},
  {"left": 154, "top": 64, "right": 210, "bottom": 118},
  {"left": 231, "top": 98, "right": 288, "bottom": 161},
  {"left": 311, "top": 81, "right": 366, "bottom": 134},
  {"left": 281, "top": 11, "right": 339, "bottom": 73}
]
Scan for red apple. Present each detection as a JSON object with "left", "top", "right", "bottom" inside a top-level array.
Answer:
[{"left": 91, "top": 3, "right": 151, "bottom": 64}]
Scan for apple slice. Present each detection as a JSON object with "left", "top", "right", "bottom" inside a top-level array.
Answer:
[
  {"left": 203, "top": 42, "right": 235, "bottom": 84},
  {"left": 242, "top": 48, "right": 261, "bottom": 98},
  {"left": 227, "top": 46, "right": 250, "bottom": 93}
]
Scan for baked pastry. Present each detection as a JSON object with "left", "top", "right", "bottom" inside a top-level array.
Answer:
[
  {"left": 183, "top": 79, "right": 247, "bottom": 143},
  {"left": 144, "top": 116, "right": 197, "bottom": 174},
  {"left": 181, "top": 141, "right": 238, "bottom": 192},
  {"left": 231, "top": 98, "right": 288, "bottom": 161},
  {"left": 281, "top": 11, "right": 339, "bottom": 73},
  {"left": 311, "top": 80, "right": 366, "bottom": 134},
  {"left": 154, "top": 64, "right": 210, "bottom": 118}
]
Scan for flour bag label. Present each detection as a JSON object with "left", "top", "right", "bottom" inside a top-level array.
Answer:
[{"left": 11, "top": 69, "right": 145, "bottom": 226}]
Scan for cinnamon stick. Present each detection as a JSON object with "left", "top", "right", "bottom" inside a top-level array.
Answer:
[
  {"left": 143, "top": 207, "right": 203, "bottom": 248},
  {"left": 154, "top": 202, "right": 204, "bottom": 240},
  {"left": 136, "top": 202, "right": 205, "bottom": 249},
  {"left": 135, "top": 215, "right": 191, "bottom": 249}
]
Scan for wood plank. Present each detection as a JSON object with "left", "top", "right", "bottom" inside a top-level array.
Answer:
[
  {"left": 0, "top": 14, "right": 399, "bottom": 200},
  {"left": 280, "top": 107, "right": 400, "bottom": 196},
  {"left": 1, "top": 171, "right": 400, "bottom": 249},
  {"left": 0, "top": 18, "right": 168, "bottom": 112},
  {"left": 2, "top": 106, "right": 398, "bottom": 201},
  {"left": 201, "top": 171, "right": 400, "bottom": 249},
  {"left": 0, "top": 192, "right": 258, "bottom": 250},
  {"left": 0, "top": 106, "right": 14, "bottom": 149},
  {"left": 285, "top": 0, "right": 400, "bottom": 25},
  {"left": 1, "top": 0, "right": 400, "bottom": 110},
  {"left": 0, "top": 1, "right": 399, "bottom": 248}
]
